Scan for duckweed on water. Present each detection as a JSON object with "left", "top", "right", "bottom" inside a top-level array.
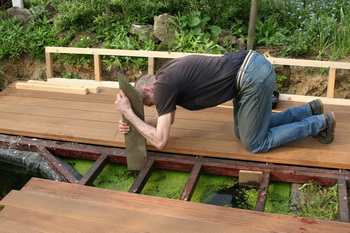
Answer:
[
  {"left": 141, "top": 169, "right": 189, "bottom": 199},
  {"left": 62, "top": 158, "right": 136, "bottom": 192}
]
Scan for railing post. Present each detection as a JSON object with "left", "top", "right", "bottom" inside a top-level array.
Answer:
[
  {"left": 94, "top": 54, "right": 102, "bottom": 81},
  {"left": 45, "top": 52, "right": 54, "bottom": 79},
  {"left": 327, "top": 68, "right": 336, "bottom": 98},
  {"left": 148, "top": 57, "right": 155, "bottom": 75}
]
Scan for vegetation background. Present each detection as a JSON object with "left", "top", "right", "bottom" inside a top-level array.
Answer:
[{"left": 0, "top": 0, "right": 349, "bottom": 96}]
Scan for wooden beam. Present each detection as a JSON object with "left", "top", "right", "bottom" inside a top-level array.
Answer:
[
  {"left": 128, "top": 157, "right": 155, "bottom": 193},
  {"left": 338, "top": 178, "right": 349, "bottom": 222},
  {"left": 118, "top": 75, "right": 147, "bottom": 172},
  {"left": 180, "top": 164, "right": 202, "bottom": 201},
  {"left": 79, "top": 153, "right": 109, "bottom": 186},
  {"left": 255, "top": 172, "right": 270, "bottom": 212},
  {"left": 44, "top": 47, "right": 350, "bottom": 69},
  {"left": 327, "top": 68, "right": 336, "bottom": 98}
]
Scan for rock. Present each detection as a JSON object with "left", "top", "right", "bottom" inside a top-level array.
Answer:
[
  {"left": 218, "top": 29, "right": 237, "bottom": 47},
  {"left": 153, "top": 13, "right": 177, "bottom": 45},
  {"left": 6, "top": 7, "right": 34, "bottom": 28},
  {"left": 130, "top": 24, "right": 159, "bottom": 42},
  {"left": 235, "top": 38, "right": 246, "bottom": 51}
]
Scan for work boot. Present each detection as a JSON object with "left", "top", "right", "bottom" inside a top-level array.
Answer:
[
  {"left": 309, "top": 99, "right": 324, "bottom": 115},
  {"left": 318, "top": 112, "right": 336, "bottom": 144}
]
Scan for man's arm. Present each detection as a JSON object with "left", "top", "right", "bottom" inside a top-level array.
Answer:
[{"left": 115, "top": 90, "right": 172, "bottom": 150}]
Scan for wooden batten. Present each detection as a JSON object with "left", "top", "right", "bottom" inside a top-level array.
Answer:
[
  {"left": 15, "top": 82, "right": 88, "bottom": 95},
  {"left": 27, "top": 80, "right": 99, "bottom": 93}
]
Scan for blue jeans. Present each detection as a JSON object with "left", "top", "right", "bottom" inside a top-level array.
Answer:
[{"left": 233, "top": 51, "right": 327, "bottom": 153}]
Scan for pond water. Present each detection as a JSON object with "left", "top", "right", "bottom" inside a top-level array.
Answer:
[{"left": 0, "top": 161, "right": 43, "bottom": 200}]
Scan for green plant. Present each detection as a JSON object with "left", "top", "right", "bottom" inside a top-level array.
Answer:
[
  {"left": 25, "top": 17, "right": 59, "bottom": 61},
  {"left": 62, "top": 72, "right": 79, "bottom": 79},
  {"left": 294, "top": 183, "right": 339, "bottom": 220},
  {"left": 255, "top": 15, "right": 288, "bottom": 46},
  {"left": 275, "top": 75, "right": 287, "bottom": 90},
  {"left": 0, "top": 18, "right": 26, "bottom": 61}
]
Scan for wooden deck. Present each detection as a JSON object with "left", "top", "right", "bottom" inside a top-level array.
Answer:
[
  {"left": 0, "top": 82, "right": 350, "bottom": 169},
  {"left": 0, "top": 177, "right": 348, "bottom": 232}
]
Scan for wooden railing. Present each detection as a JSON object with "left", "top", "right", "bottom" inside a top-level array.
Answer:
[{"left": 45, "top": 47, "right": 350, "bottom": 98}]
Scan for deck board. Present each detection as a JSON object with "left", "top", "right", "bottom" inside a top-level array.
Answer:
[
  {"left": 0, "top": 82, "right": 350, "bottom": 169},
  {"left": 0, "top": 178, "right": 348, "bottom": 232}
]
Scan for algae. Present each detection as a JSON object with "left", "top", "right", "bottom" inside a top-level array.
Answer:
[
  {"left": 141, "top": 169, "right": 189, "bottom": 199},
  {"left": 265, "top": 181, "right": 291, "bottom": 214},
  {"left": 62, "top": 158, "right": 136, "bottom": 192},
  {"left": 191, "top": 174, "right": 238, "bottom": 204}
]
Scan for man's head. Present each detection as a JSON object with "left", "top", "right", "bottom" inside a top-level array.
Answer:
[{"left": 134, "top": 74, "right": 156, "bottom": 106}]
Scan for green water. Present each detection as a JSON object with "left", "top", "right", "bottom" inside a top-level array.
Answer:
[{"left": 61, "top": 158, "right": 291, "bottom": 214}]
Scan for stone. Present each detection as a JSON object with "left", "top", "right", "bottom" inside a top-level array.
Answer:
[
  {"left": 6, "top": 7, "right": 33, "bottom": 28},
  {"left": 235, "top": 38, "right": 246, "bottom": 51},
  {"left": 130, "top": 24, "right": 159, "bottom": 42},
  {"left": 153, "top": 13, "right": 177, "bottom": 45}
]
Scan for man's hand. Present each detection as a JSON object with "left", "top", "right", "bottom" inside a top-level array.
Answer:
[
  {"left": 115, "top": 90, "right": 131, "bottom": 114},
  {"left": 119, "top": 119, "right": 130, "bottom": 134}
]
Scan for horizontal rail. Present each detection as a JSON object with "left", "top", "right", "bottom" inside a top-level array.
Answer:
[{"left": 45, "top": 47, "right": 350, "bottom": 98}]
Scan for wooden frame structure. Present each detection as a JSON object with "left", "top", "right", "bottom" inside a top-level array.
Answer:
[
  {"left": 0, "top": 134, "right": 349, "bottom": 222},
  {"left": 45, "top": 47, "right": 350, "bottom": 98}
]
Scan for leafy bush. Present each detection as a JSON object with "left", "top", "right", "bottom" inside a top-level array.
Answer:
[
  {"left": 25, "top": 17, "right": 59, "bottom": 61},
  {"left": 0, "top": 18, "right": 26, "bottom": 61}
]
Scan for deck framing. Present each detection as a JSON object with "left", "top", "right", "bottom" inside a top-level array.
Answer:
[{"left": 0, "top": 134, "right": 348, "bottom": 222}]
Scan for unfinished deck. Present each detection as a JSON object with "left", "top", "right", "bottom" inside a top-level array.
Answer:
[
  {"left": 0, "top": 177, "right": 349, "bottom": 232},
  {"left": 0, "top": 82, "right": 350, "bottom": 170}
]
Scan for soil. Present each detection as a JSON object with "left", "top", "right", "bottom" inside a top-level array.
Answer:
[{"left": 1, "top": 52, "right": 349, "bottom": 99}]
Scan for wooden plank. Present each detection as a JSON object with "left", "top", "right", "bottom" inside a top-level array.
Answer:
[
  {"left": 327, "top": 68, "right": 336, "bottom": 98},
  {"left": 118, "top": 75, "right": 147, "bottom": 172},
  {"left": 239, "top": 170, "right": 263, "bottom": 186},
  {"left": 0, "top": 190, "right": 249, "bottom": 233},
  {"left": 15, "top": 178, "right": 350, "bottom": 232},
  {"left": 0, "top": 206, "right": 139, "bottom": 233},
  {"left": 47, "top": 78, "right": 121, "bottom": 88},
  {"left": 27, "top": 80, "right": 100, "bottom": 93},
  {"left": 15, "top": 82, "right": 88, "bottom": 95}
]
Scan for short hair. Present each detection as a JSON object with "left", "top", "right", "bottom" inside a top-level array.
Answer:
[{"left": 134, "top": 74, "right": 155, "bottom": 101}]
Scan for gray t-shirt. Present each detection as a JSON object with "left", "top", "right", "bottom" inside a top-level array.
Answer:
[{"left": 154, "top": 51, "right": 248, "bottom": 116}]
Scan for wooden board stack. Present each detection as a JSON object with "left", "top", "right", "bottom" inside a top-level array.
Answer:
[{"left": 15, "top": 78, "right": 122, "bottom": 95}]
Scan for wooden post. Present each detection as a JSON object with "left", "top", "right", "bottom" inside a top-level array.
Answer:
[
  {"left": 45, "top": 52, "right": 54, "bottom": 79},
  {"left": 118, "top": 75, "right": 147, "bottom": 172},
  {"left": 247, "top": 0, "right": 259, "bottom": 50},
  {"left": 327, "top": 68, "right": 336, "bottom": 98},
  {"left": 94, "top": 54, "right": 102, "bottom": 82},
  {"left": 12, "top": 0, "right": 23, "bottom": 8},
  {"left": 148, "top": 57, "right": 155, "bottom": 75}
]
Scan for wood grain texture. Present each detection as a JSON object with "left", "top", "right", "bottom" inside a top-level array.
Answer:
[
  {"left": 118, "top": 76, "right": 147, "bottom": 172},
  {"left": 0, "top": 83, "right": 350, "bottom": 169},
  {"left": 0, "top": 178, "right": 348, "bottom": 232}
]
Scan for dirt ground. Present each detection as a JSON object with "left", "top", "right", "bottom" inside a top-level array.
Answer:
[{"left": 0, "top": 54, "right": 349, "bottom": 99}]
